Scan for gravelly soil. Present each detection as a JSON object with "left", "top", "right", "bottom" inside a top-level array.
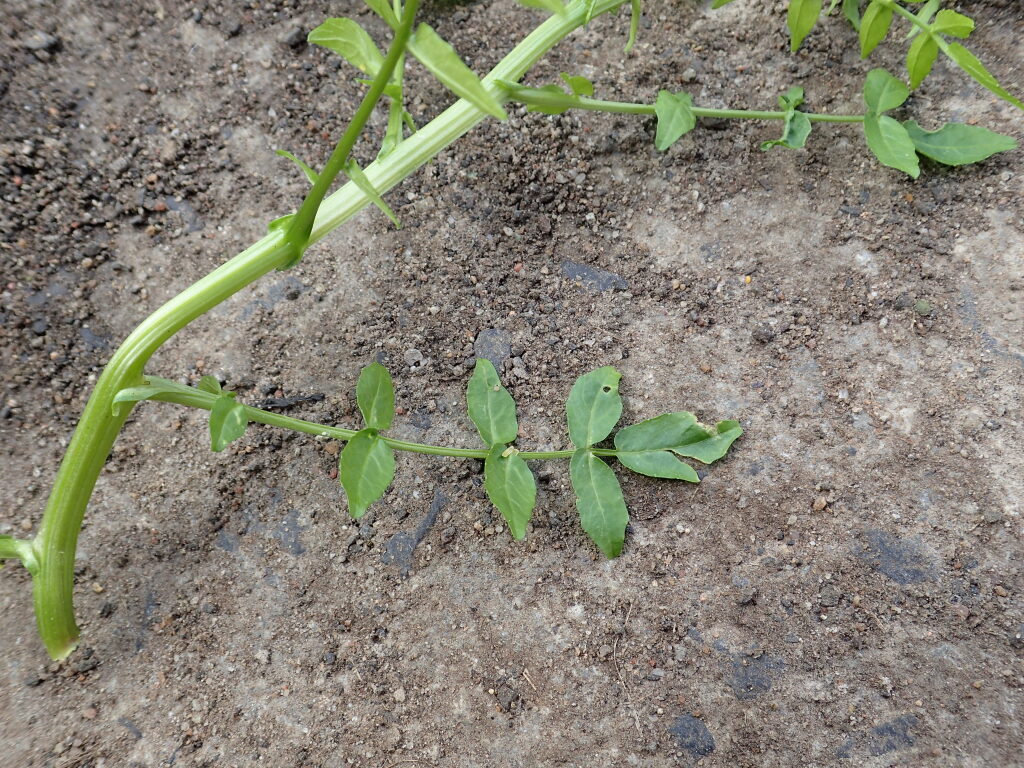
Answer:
[{"left": 1, "top": 1, "right": 1022, "bottom": 766}]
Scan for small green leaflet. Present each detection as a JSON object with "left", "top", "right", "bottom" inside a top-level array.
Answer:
[
  {"left": 859, "top": 1, "right": 893, "bottom": 58},
  {"left": 654, "top": 91, "right": 696, "bottom": 151},
  {"left": 566, "top": 366, "right": 622, "bottom": 448},
  {"left": 197, "top": 375, "right": 222, "bottom": 395},
  {"left": 761, "top": 86, "right": 812, "bottom": 151},
  {"left": 210, "top": 394, "right": 248, "bottom": 452},
  {"left": 339, "top": 428, "right": 396, "bottom": 518},
  {"left": 841, "top": 0, "right": 861, "bottom": 30},
  {"left": 945, "top": 43, "right": 1024, "bottom": 111},
  {"left": 906, "top": 33, "right": 938, "bottom": 89},
  {"left": 515, "top": 0, "right": 566, "bottom": 17},
  {"left": 466, "top": 359, "right": 518, "bottom": 446},
  {"left": 308, "top": 18, "right": 385, "bottom": 77},
  {"left": 570, "top": 450, "right": 628, "bottom": 558},
  {"left": 788, "top": 0, "right": 822, "bottom": 53},
  {"left": 356, "top": 362, "right": 395, "bottom": 431},
  {"left": 905, "top": 0, "right": 939, "bottom": 40},
  {"left": 902, "top": 120, "right": 1018, "bottom": 165},
  {"left": 863, "top": 68, "right": 908, "bottom": 114},
  {"left": 344, "top": 159, "right": 400, "bottom": 227},
  {"left": 613, "top": 412, "right": 743, "bottom": 464},
  {"left": 864, "top": 114, "right": 920, "bottom": 178},
  {"left": 560, "top": 72, "right": 594, "bottom": 97},
  {"left": 407, "top": 24, "right": 507, "bottom": 120},
  {"left": 484, "top": 446, "right": 536, "bottom": 539},
  {"left": 276, "top": 150, "right": 319, "bottom": 184},
  {"left": 930, "top": 9, "right": 973, "bottom": 39},
  {"left": 363, "top": 0, "right": 399, "bottom": 30},
  {"left": 616, "top": 450, "right": 699, "bottom": 482}
]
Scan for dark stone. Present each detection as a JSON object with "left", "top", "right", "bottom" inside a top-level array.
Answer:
[
  {"left": 752, "top": 324, "right": 775, "bottom": 343},
  {"left": 561, "top": 260, "right": 628, "bottom": 293},
  {"left": 729, "top": 654, "right": 784, "bottom": 700},
  {"left": 23, "top": 676, "right": 44, "bottom": 687},
  {"left": 1010, "top": 625, "right": 1024, "bottom": 651},
  {"left": 474, "top": 328, "right": 512, "bottom": 371},
  {"left": 283, "top": 27, "right": 307, "bottom": 49},
  {"left": 668, "top": 714, "right": 715, "bottom": 757},
  {"left": 30, "top": 319, "right": 48, "bottom": 335},
  {"left": 854, "top": 529, "right": 935, "bottom": 584},
  {"left": 837, "top": 715, "right": 917, "bottom": 759}
]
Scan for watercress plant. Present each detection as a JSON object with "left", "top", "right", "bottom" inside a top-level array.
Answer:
[{"left": 1, "top": 0, "right": 1019, "bottom": 660}]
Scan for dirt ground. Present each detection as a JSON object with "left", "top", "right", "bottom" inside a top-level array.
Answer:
[{"left": 2, "top": 0, "right": 1023, "bottom": 766}]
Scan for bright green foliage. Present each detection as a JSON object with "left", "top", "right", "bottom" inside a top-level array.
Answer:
[
  {"left": 339, "top": 429, "right": 396, "bottom": 518},
  {"left": 566, "top": 366, "right": 622, "bottom": 448},
  {"left": 344, "top": 159, "right": 401, "bottom": 227},
  {"left": 613, "top": 412, "right": 743, "bottom": 463},
  {"left": 905, "top": 0, "right": 939, "bottom": 39},
  {"left": 561, "top": 72, "right": 594, "bottom": 97},
  {"left": 276, "top": 150, "right": 319, "bottom": 184},
  {"left": 356, "top": 362, "right": 395, "bottom": 431},
  {"left": 788, "top": 0, "right": 822, "bottom": 52},
  {"left": 859, "top": 1, "right": 893, "bottom": 59},
  {"left": 516, "top": 0, "right": 567, "bottom": 17},
  {"left": 197, "top": 375, "right": 222, "bottom": 395},
  {"left": 308, "top": 18, "right": 385, "bottom": 76},
  {"left": 906, "top": 33, "right": 938, "bottom": 89},
  {"left": 484, "top": 447, "right": 537, "bottom": 539},
  {"left": 903, "top": 120, "right": 1019, "bottom": 165},
  {"left": 616, "top": 450, "right": 699, "bottom": 481},
  {"left": 570, "top": 450, "right": 629, "bottom": 558},
  {"left": 407, "top": 23, "right": 507, "bottom": 120},
  {"left": 209, "top": 394, "right": 248, "bottom": 452},
  {"left": 930, "top": 9, "right": 973, "bottom": 38},
  {"left": 467, "top": 359, "right": 519, "bottom": 446},
  {"left": 945, "top": 43, "right": 1024, "bottom": 111},
  {"left": 861, "top": 68, "right": 919, "bottom": 178},
  {"left": 654, "top": 91, "right": 696, "bottom": 151},
  {"left": 761, "top": 86, "right": 812, "bottom": 150},
  {"left": 839, "top": 0, "right": 861, "bottom": 30},
  {"left": 863, "top": 68, "right": 909, "bottom": 114},
  {"left": 364, "top": 0, "right": 399, "bottom": 30}
]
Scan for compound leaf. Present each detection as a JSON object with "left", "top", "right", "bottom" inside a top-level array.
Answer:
[
  {"left": 903, "top": 120, "right": 1018, "bottom": 165},
  {"left": 654, "top": 90, "right": 696, "bottom": 151},
  {"left": 859, "top": 1, "right": 893, "bottom": 58},
  {"left": 566, "top": 367, "right": 622, "bottom": 448},
  {"left": 408, "top": 23, "right": 507, "bottom": 120},
  {"left": 570, "top": 449, "right": 628, "bottom": 558},
  {"left": 484, "top": 446, "right": 536, "bottom": 539},
  {"left": 864, "top": 113, "right": 920, "bottom": 177},
  {"left": 308, "top": 18, "right": 385, "bottom": 77},
  {"left": 788, "top": 0, "right": 823, "bottom": 52},
  {"left": 356, "top": 362, "right": 395, "bottom": 431},
  {"left": 617, "top": 450, "right": 699, "bottom": 482},
  {"left": 339, "top": 428, "right": 395, "bottom": 519},
  {"left": 467, "top": 359, "right": 518, "bottom": 446},
  {"left": 945, "top": 42, "right": 1024, "bottom": 111},
  {"left": 210, "top": 394, "right": 247, "bottom": 452}
]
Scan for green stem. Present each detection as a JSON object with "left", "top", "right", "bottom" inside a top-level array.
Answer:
[
  {"left": 26, "top": 0, "right": 628, "bottom": 659},
  {"left": 147, "top": 388, "right": 614, "bottom": 460},
  {"left": 0, "top": 536, "right": 38, "bottom": 573}
]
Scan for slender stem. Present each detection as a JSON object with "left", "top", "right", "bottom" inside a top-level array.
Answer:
[
  {"left": 0, "top": 537, "right": 38, "bottom": 573},
  {"left": 147, "top": 389, "right": 616, "bottom": 460}
]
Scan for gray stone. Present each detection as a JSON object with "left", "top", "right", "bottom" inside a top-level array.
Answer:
[
  {"left": 561, "top": 260, "right": 628, "bottom": 293},
  {"left": 837, "top": 715, "right": 917, "bottom": 759},
  {"left": 668, "top": 714, "right": 715, "bottom": 757},
  {"left": 474, "top": 329, "right": 512, "bottom": 370},
  {"left": 854, "top": 529, "right": 935, "bottom": 584}
]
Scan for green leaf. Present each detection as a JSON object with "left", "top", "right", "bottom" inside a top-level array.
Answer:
[
  {"left": 339, "top": 429, "right": 396, "bottom": 519},
  {"left": 570, "top": 450, "right": 628, "bottom": 558},
  {"left": 466, "top": 359, "right": 518, "bottom": 446},
  {"left": 788, "top": 0, "right": 823, "bottom": 52},
  {"left": 407, "top": 24, "right": 507, "bottom": 120},
  {"left": 614, "top": 413, "right": 743, "bottom": 464},
  {"left": 308, "top": 18, "right": 385, "bottom": 77},
  {"left": 617, "top": 450, "right": 699, "bottom": 482},
  {"left": 484, "top": 446, "right": 537, "bottom": 539},
  {"left": 344, "top": 159, "right": 400, "bottom": 227},
  {"left": 945, "top": 42, "right": 1024, "bottom": 111},
  {"left": 209, "top": 394, "right": 247, "bottom": 452},
  {"left": 654, "top": 91, "right": 696, "bottom": 151},
  {"left": 864, "top": 114, "right": 920, "bottom": 177},
  {"left": 516, "top": 0, "right": 567, "bottom": 17},
  {"left": 625, "top": 0, "right": 641, "bottom": 53},
  {"left": 566, "top": 366, "right": 622, "bottom": 448},
  {"left": 863, "top": 68, "right": 909, "bottom": 114},
  {"left": 363, "top": 0, "right": 399, "bottom": 30},
  {"left": 906, "top": 33, "right": 938, "bottom": 89},
  {"left": 931, "top": 9, "right": 973, "bottom": 39},
  {"left": 197, "top": 375, "right": 222, "bottom": 395},
  {"left": 841, "top": 0, "right": 861, "bottom": 30},
  {"left": 560, "top": 72, "right": 594, "bottom": 97},
  {"left": 356, "top": 362, "right": 395, "bottom": 431},
  {"left": 112, "top": 376, "right": 202, "bottom": 416},
  {"left": 711, "top": 0, "right": 737, "bottom": 7},
  {"left": 902, "top": 120, "right": 1018, "bottom": 165},
  {"left": 906, "top": 0, "right": 939, "bottom": 39},
  {"left": 859, "top": 1, "right": 893, "bottom": 58},
  {"left": 761, "top": 86, "right": 811, "bottom": 150},
  {"left": 380, "top": 82, "right": 407, "bottom": 158},
  {"left": 276, "top": 150, "right": 319, "bottom": 184}
]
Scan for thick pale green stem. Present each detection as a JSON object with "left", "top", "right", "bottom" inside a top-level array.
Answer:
[{"left": 25, "top": 0, "right": 628, "bottom": 659}]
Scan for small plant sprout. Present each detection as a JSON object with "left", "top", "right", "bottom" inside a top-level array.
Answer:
[{"left": 1, "top": 0, "right": 1018, "bottom": 660}]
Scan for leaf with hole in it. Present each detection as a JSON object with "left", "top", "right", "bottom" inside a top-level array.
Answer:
[
  {"left": 945, "top": 42, "right": 1024, "bottom": 111},
  {"left": 484, "top": 446, "right": 536, "bottom": 539},
  {"left": 308, "top": 18, "right": 385, "bottom": 77},
  {"left": 467, "top": 359, "right": 518, "bottom": 446},
  {"left": 560, "top": 72, "right": 594, "bottom": 97},
  {"left": 516, "top": 0, "right": 567, "bottom": 17},
  {"left": 761, "top": 86, "right": 812, "bottom": 150},
  {"left": 617, "top": 450, "right": 699, "bottom": 482},
  {"left": 930, "top": 9, "right": 973, "bottom": 39},
  {"left": 363, "top": 0, "right": 399, "bottom": 29},
  {"left": 210, "top": 394, "right": 247, "bottom": 452},
  {"left": 570, "top": 449, "right": 628, "bottom": 558},
  {"left": 614, "top": 412, "right": 742, "bottom": 464},
  {"left": 858, "top": 1, "right": 893, "bottom": 58},
  {"left": 788, "top": 0, "right": 823, "bottom": 52},
  {"left": 864, "top": 114, "right": 920, "bottom": 178},
  {"left": 863, "top": 68, "right": 909, "bottom": 114},
  {"left": 906, "top": 33, "right": 938, "bottom": 89},
  {"left": 566, "top": 367, "right": 622, "bottom": 448},
  {"left": 654, "top": 90, "right": 696, "bottom": 151},
  {"left": 339, "top": 428, "right": 395, "bottom": 519},
  {"left": 344, "top": 159, "right": 400, "bottom": 228},
  {"left": 356, "top": 362, "right": 395, "bottom": 431},
  {"left": 902, "top": 120, "right": 1018, "bottom": 165},
  {"left": 407, "top": 23, "right": 507, "bottom": 120},
  {"left": 276, "top": 150, "right": 319, "bottom": 184}
]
